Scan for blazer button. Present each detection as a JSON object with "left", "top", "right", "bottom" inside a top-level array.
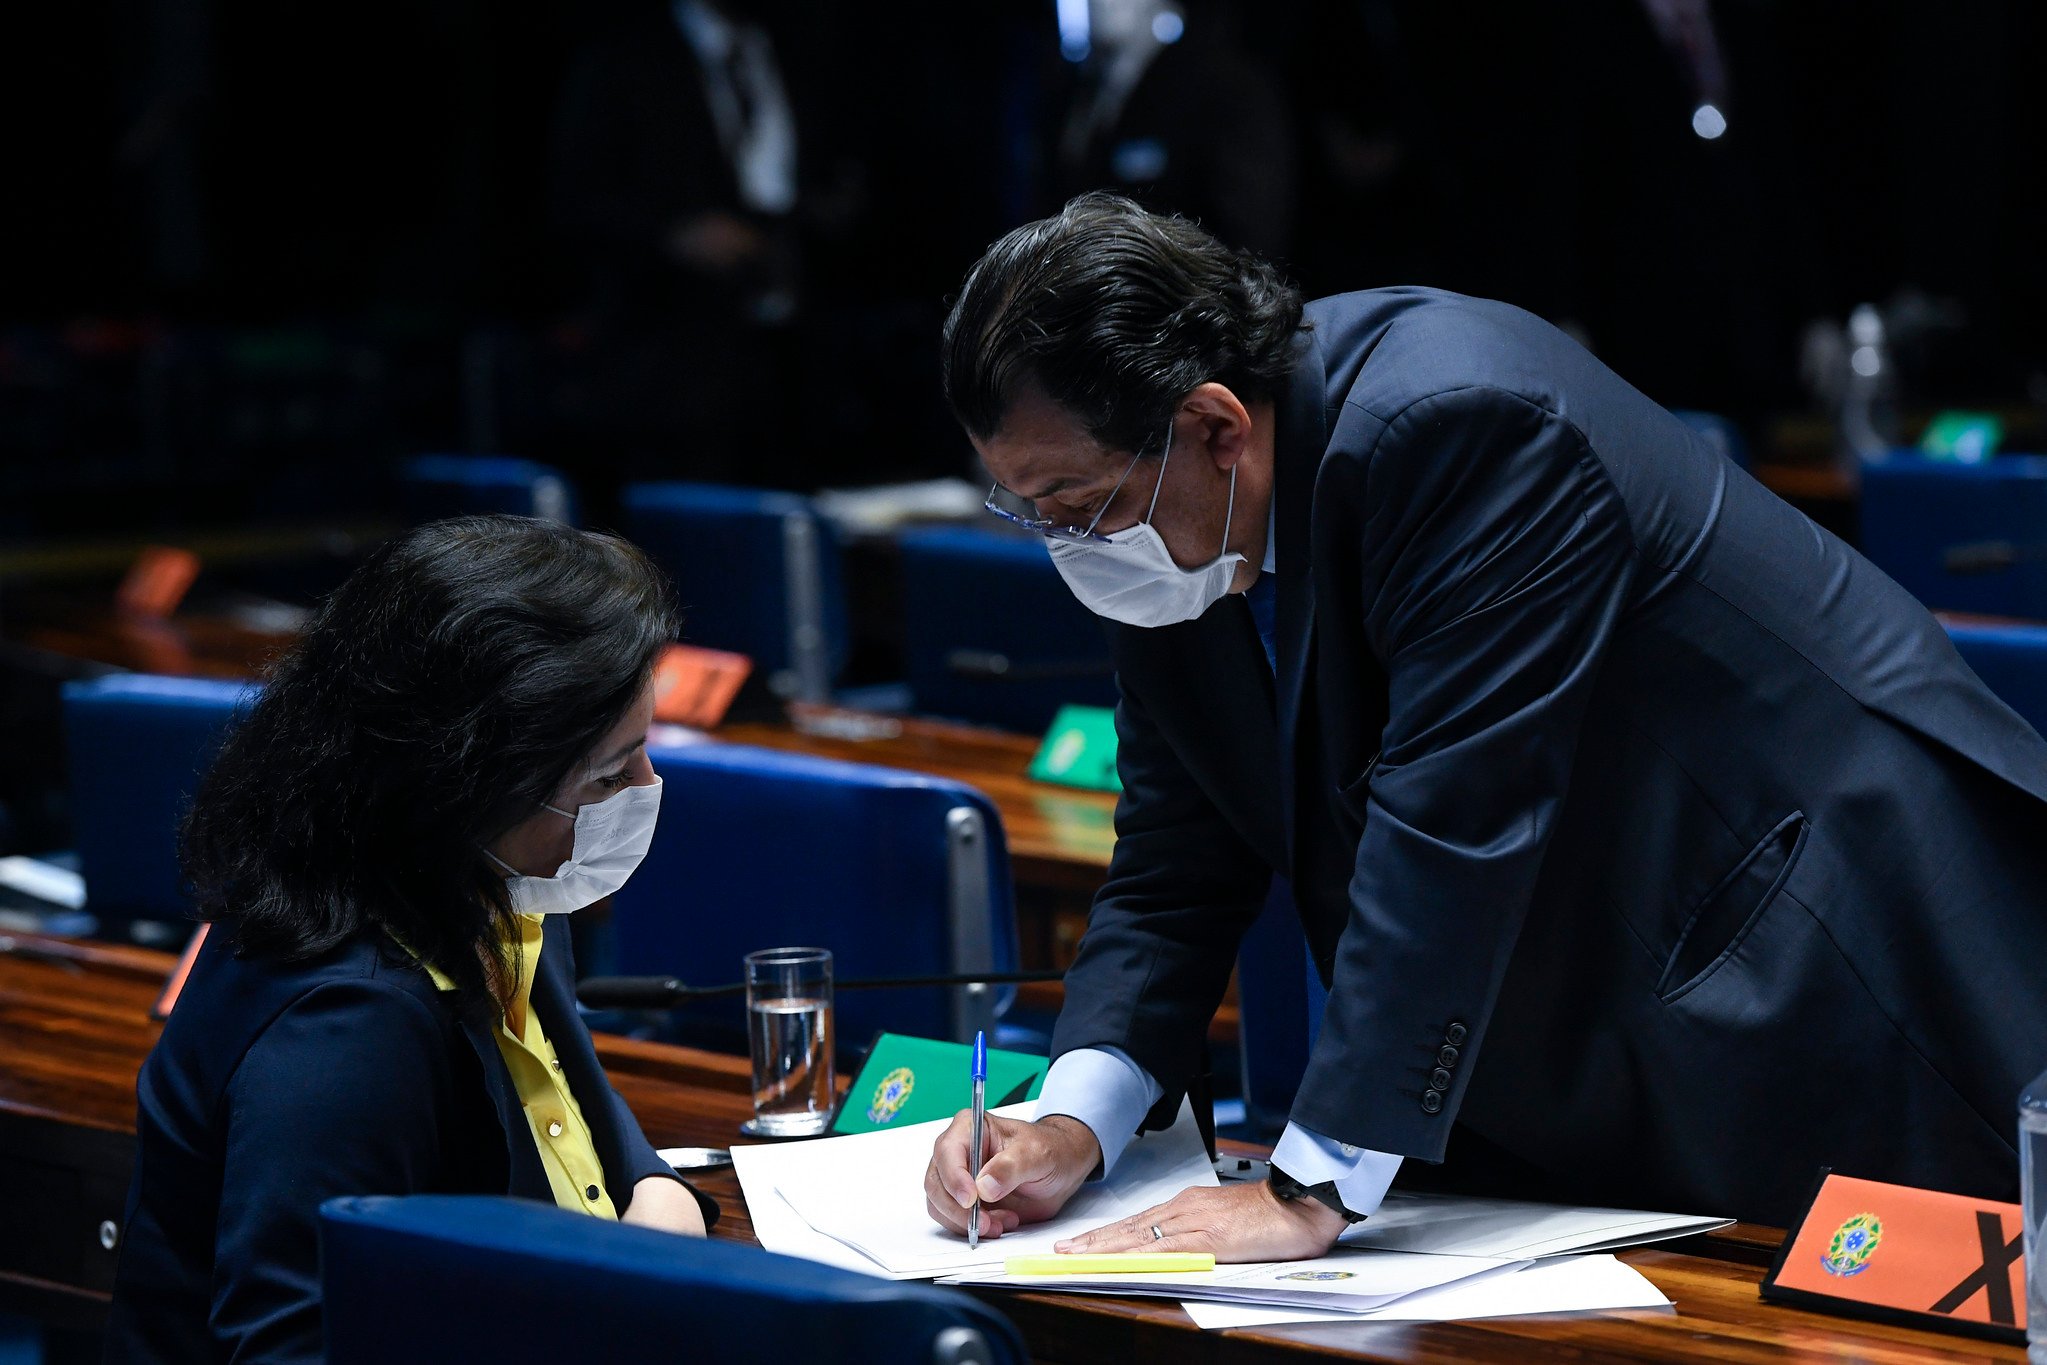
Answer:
[
  {"left": 547, "top": 1120, "right": 564, "bottom": 1138},
  {"left": 1445, "top": 1022, "right": 1468, "bottom": 1046},
  {"left": 1430, "top": 1068, "right": 1452, "bottom": 1091},
  {"left": 585, "top": 1185, "right": 601, "bottom": 1202},
  {"left": 1420, "top": 1090, "right": 1443, "bottom": 1115},
  {"left": 1437, "top": 1045, "right": 1460, "bottom": 1068}
]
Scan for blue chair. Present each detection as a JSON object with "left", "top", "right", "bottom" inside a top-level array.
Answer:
[
  {"left": 898, "top": 526, "right": 1117, "bottom": 734},
  {"left": 622, "top": 483, "right": 849, "bottom": 702},
  {"left": 321, "top": 1195, "right": 1026, "bottom": 1365},
  {"left": 610, "top": 743, "right": 1021, "bottom": 1052},
  {"left": 61, "top": 674, "right": 255, "bottom": 924},
  {"left": 1672, "top": 410, "right": 1749, "bottom": 471},
  {"left": 1232, "top": 879, "right": 1330, "bottom": 1140},
  {"left": 1947, "top": 620, "right": 2047, "bottom": 738},
  {"left": 400, "top": 453, "right": 578, "bottom": 525},
  {"left": 1859, "top": 454, "right": 2047, "bottom": 617}
]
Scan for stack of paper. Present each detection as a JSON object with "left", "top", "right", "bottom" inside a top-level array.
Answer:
[
  {"left": 763, "top": 1101, "right": 1214, "bottom": 1277},
  {"left": 730, "top": 1100, "right": 1719, "bottom": 1329},
  {"left": 945, "top": 1250, "right": 1525, "bottom": 1315},
  {"left": 1341, "top": 1191, "right": 1731, "bottom": 1258},
  {"left": 1177, "top": 1253, "right": 1675, "bottom": 1330}
]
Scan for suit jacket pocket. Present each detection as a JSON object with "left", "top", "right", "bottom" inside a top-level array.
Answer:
[{"left": 1655, "top": 811, "right": 1809, "bottom": 1003}]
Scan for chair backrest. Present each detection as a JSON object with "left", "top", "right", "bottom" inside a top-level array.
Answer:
[
  {"left": 898, "top": 527, "right": 1117, "bottom": 734},
  {"left": 400, "top": 453, "right": 578, "bottom": 525},
  {"left": 321, "top": 1195, "right": 1026, "bottom": 1365},
  {"left": 1858, "top": 453, "right": 2047, "bottom": 616},
  {"left": 622, "top": 482, "right": 849, "bottom": 702},
  {"left": 60, "top": 674, "right": 256, "bottom": 921},
  {"left": 611, "top": 743, "right": 1019, "bottom": 1049},
  {"left": 1670, "top": 410, "right": 1749, "bottom": 471},
  {"left": 1947, "top": 620, "right": 2047, "bottom": 739}
]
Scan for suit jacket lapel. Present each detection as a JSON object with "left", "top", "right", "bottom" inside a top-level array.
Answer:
[
  {"left": 1274, "top": 328, "right": 1331, "bottom": 872},
  {"left": 458, "top": 996, "right": 554, "bottom": 1203}
]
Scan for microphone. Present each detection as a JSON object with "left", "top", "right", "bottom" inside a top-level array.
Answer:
[
  {"left": 1942, "top": 541, "right": 2047, "bottom": 574},
  {"left": 577, "top": 968, "right": 1063, "bottom": 1010}
]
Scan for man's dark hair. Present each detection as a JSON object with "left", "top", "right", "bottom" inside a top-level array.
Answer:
[
  {"left": 181, "top": 514, "right": 678, "bottom": 1013},
  {"left": 942, "top": 192, "right": 1305, "bottom": 456}
]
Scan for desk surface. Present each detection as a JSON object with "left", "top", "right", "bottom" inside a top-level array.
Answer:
[{"left": 0, "top": 933, "right": 2021, "bottom": 1363}]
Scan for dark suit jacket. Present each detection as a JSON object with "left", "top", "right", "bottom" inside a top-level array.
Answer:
[
  {"left": 105, "top": 916, "right": 710, "bottom": 1363},
  {"left": 1051, "top": 287, "right": 2047, "bottom": 1224}
]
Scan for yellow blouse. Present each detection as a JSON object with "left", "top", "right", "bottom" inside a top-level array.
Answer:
[{"left": 411, "top": 914, "right": 618, "bottom": 1220}]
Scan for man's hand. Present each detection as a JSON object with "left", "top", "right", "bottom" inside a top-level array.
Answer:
[
  {"left": 924, "top": 1112, "right": 1101, "bottom": 1240},
  {"left": 621, "top": 1175, "right": 707, "bottom": 1236},
  {"left": 1054, "top": 1180, "right": 1346, "bottom": 1263}
]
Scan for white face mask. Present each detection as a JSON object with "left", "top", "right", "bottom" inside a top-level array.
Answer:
[
  {"left": 1047, "top": 423, "right": 1243, "bottom": 627},
  {"left": 485, "top": 776, "right": 662, "bottom": 915}
]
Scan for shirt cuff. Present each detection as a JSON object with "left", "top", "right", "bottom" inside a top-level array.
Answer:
[
  {"left": 1270, "top": 1121, "right": 1403, "bottom": 1220},
  {"left": 1035, "top": 1046, "right": 1164, "bottom": 1180}
]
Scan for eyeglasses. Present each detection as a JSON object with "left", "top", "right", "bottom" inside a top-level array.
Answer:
[{"left": 982, "top": 423, "right": 1170, "bottom": 545}]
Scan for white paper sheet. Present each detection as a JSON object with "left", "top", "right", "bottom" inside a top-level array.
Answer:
[
  {"left": 1178, "top": 1252, "right": 1673, "bottom": 1329},
  {"left": 772, "top": 1099, "right": 1217, "bottom": 1277},
  {"left": 1337, "top": 1191, "right": 1730, "bottom": 1258},
  {"left": 726, "top": 1150, "right": 922, "bottom": 1280},
  {"left": 949, "top": 1248, "right": 1522, "bottom": 1314}
]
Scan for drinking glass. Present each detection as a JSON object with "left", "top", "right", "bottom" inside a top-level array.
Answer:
[{"left": 742, "top": 947, "right": 835, "bottom": 1138}]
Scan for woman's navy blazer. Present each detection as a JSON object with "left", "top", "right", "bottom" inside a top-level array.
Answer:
[{"left": 105, "top": 915, "right": 711, "bottom": 1363}]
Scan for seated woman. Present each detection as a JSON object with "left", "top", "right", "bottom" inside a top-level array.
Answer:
[{"left": 107, "top": 515, "right": 712, "bottom": 1362}]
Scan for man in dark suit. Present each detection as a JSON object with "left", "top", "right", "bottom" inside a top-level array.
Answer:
[{"left": 923, "top": 193, "right": 2047, "bottom": 1260}]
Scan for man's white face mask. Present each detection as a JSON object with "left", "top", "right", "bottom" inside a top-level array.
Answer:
[
  {"left": 1045, "top": 421, "right": 1243, "bottom": 628},
  {"left": 485, "top": 776, "right": 662, "bottom": 915}
]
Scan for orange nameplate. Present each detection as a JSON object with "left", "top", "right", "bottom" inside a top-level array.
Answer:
[
  {"left": 117, "top": 545, "right": 201, "bottom": 619},
  {"left": 152, "top": 923, "right": 210, "bottom": 1021},
  {"left": 650, "top": 643, "right": 752, "bottom": 729},
  {"left": 1761, "top": 1169, "right": 2026, "bottom": 1344}
]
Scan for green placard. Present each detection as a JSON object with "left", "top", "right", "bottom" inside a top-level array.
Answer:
[
  {"left": 1029, "top": 704, "right": 1122, "bottom": 792},
  {"left": 831, "top": 1032, "right": 1048, "bottom": 1135},
  {"left": 1919, "top": 410, "right": 2004, "bottom": 465}
]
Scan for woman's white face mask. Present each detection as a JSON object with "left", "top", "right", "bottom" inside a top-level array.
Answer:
[
  {"left": 1047, "top": 422, "right": 1243, "bottom": 628},
  {"left": 485, "top": 776, "right": 662, "bottom": 915}
]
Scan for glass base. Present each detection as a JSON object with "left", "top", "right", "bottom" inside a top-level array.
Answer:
[{"left": 740, "top": 1114, "right": 830, "bottom": 1139}]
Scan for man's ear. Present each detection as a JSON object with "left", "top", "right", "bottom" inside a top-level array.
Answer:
[{"left": 1182, "top": 383, "right": 1253, "bottom": 470}]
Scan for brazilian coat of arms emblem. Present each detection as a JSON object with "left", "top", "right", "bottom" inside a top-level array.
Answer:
[
  {"left": 865, "top": 1067, "right": 916, "bottom": 1125},
  {"left": 1820, "top": 1213, "right": 1883, "bottom": 1276}
]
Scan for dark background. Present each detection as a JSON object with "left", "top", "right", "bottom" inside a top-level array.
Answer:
[{"left": 3, "top": 0, "right": 2043, "bottom": 538}]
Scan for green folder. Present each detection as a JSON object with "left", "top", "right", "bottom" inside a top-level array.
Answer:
[
  {"left": 831, "top": 1032, "right": 1049, "bottom": 1135},
  {"left": 1919, "top": 410, "right": 2004, "bottom": 465},
  {"left": 1029, "top": 704, "right": 1122, "bottom": 792}
]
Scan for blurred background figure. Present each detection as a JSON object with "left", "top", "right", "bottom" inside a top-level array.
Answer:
[
  {"left": 549, "top": 0, "right": 804, "bottom": 497},
  {"left": 1045, "top": 0, "right": 1295, "bottom": 258}
]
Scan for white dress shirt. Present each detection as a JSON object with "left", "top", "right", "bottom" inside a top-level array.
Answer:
[{"left": 673, "top": 0, "right": 797, "bottom": 215}]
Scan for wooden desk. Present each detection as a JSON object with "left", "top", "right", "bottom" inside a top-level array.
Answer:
[{"left": 2, "top": 933, "right": 2021, "bottom": 1362}]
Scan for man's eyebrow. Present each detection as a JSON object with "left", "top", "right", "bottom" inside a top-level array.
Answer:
[
  {"left": 1021, "top": 478, "right": 1073, "bottom": 501},
  {"left": 596, "top": 737, "right": 647, "bottom": 770}
]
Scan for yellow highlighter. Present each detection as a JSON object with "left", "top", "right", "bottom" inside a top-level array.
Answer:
[{"left": 1004, "top": 1253, "right": 1215, "bottom": 1276}]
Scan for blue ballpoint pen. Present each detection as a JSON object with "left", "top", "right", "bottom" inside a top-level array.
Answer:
[{"left": 968, "top": 1030, "right": 987, "bottom": 1250}]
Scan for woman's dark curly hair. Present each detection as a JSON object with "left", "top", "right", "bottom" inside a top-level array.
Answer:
[
  {"left": 181, "top": 514, "right": 678, "bottom": 1012},
  {"left": 942, "top": 192, "right": 1305, "bottom": 456}
]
